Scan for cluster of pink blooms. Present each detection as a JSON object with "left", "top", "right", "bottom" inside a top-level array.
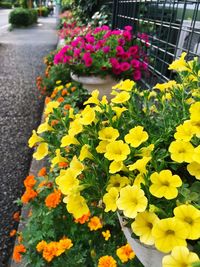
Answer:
[
  {"left": 58, "top": 23, "right": 88, "bottom": 41},
  {"left": 54, "top": 25, "right": 149, "bottom": 81}
]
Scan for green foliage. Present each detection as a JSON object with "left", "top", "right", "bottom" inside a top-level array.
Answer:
[
  {"left": 37, "top": 6, "right": 50, "bottom": 17},
  {"left": 0, "top": 1, "right": 12, "bottom": 8},
  {"left": 9, "top": 8, "right": 38, "bottom": 26}
]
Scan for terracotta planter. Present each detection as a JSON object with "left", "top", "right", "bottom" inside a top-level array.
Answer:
[
  {"left": 71, "top": 73, "right": 117, "bottom": 100},
  {"left": 117, "top": 213, "right": 166, "bottom": 267}
]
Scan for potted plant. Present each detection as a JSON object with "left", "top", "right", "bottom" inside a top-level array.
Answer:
[
  {"left": 15, "top": 55, "right": 200, "bottom": 266},
  {"left": 53, "top": 25, "right": 149, "bottom": 98}
]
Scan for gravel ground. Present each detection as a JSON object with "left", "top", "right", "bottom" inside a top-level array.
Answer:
[{"left": 0, "top": 17, "right": 57, "bottom": 266}]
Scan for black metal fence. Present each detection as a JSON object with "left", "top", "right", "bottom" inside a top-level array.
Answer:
[{"left": 112, "top": 0, "right": 200, "bottom": 88}]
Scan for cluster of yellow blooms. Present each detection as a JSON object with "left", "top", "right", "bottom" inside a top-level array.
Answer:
[{"left": 28, "top": 54, "right": 200, "bottom": 267}]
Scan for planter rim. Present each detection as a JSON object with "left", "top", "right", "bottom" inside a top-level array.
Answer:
[{"left": 71, "top": 73, "right": 116, "bottom": 84}]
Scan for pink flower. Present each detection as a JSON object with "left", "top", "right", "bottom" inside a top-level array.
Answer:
[
  {"left": 85, "top": 44, "right": 94, "bottom": 52},
  {"left": 83, "top": 52, "right": 93, "bottom": 67},
  {"left": 112, "top": 68, "right": 122, "bottom": 75},
  {"left": 120, "top": 62, "right": 130, "bottom": 72},
  {"left": 128, "top": 45, "right": 139, "bottom": 56},
  {"left": 112, "top": 29, "right": 121, "bottom": 35},
  {"left": 118, "top": 38, "right": 125, "bottom": 46},
  {"left": 116, "top": 46, "right": 124, "bottom": 56},
  {"left": 131, "top": 59, "right": 140, "bottom": 69},
  {"left": 85, "top": 34, "right": 95, "bottom": 44},
  {"left": 102, "top": 25, "right": 110, "bottom": 31},
  {"left": 102, "top": 46, "right": 110, "bottom": 53},
  {"left": 73, "top": 48, "right": 81, "bottom": 58},
  {"left": 121, "top": 52, "right": 130, "bottom": 60},
  {"left": 133, "top": 70, "right": 141, "bottom": 81},
  {"left": 141, "top": 62, "right": 148, "bottom": 70},
  {"left": 123, "top": 31, "right": 132, "bottom": 41},
  {"left": 110, "top": 58, "right": 120, "bottom": 69},
  {"left": 124, "top": 25, "right": 133, "bottom": 31}
]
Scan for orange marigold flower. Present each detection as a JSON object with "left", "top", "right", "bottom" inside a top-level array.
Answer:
[
  {"left": 71, "top": 86, "right": 76, "bottom": 92},
  {"left": 61, "top": 89, "right": 68, "bottom": 96},
  {"left": 64, "top": 104, "right": 71, "bottom": 110},
  {"left": 57, "top": 97, "right": 64, "bottom": 103},
  {"left": 116, "top": 244, "right": 135, "bottom": 263},
  {"left": 36, "top": 240, "right": 47, "bottom": 253},
  {"left": 88, "top": 216, "right": 103, "bottom": 231},
  {"left": 45, "top": 97, "right": 51, "bottom": 105},
  {"left": 10, "top": 229, "right": 17, "bottom": 237},
  {"left": 45, "top": 189, "right": 61, "bottom": 208},
  {"left": 24, "top": 175, "right": 36, "bottom": 189},
  {"left": 75, "top": 211, "right": 91, "bottom": 224},
  {"left": 58, "top": 162, "right": 69, "bottom": 168},
  {"left": 21, "top": 188, "right": 38, "bottom": 204},
  {"left": 51, "top": 120, "right": 59, "bottom": 127},
  {"left": 98, "top": 255, "right": 117, "bottom": 267},
  {"left": 18, "top": 233, "right": 23, "bottom": 243},
  {"left": 42, "top": 242, "right": 57, "bottom": 262},
  {"left": 56, "top": 238, "right": 73, "bottom": 256},
  {"left": 13, "top": 244, "right": 26, "bottom": 263},
  {"left": 13, "top": 211, "right": 20, "bottom": 222},
  {"left": 38, "top": 167, "right": 47, "bottom": 177}
]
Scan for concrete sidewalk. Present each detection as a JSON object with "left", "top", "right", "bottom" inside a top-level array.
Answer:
[{"left": 0, "top": 15, "right": 58, "bottom": 267}]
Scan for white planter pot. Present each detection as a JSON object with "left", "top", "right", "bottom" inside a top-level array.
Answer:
[
  {"left": 117, "top": 213, "right": 166, "bottom": 267},
  {"left": 71, "top": 73, "right": 117, "bottom": 100}
]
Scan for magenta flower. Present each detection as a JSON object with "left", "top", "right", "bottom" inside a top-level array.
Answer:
[
  {"left": 123, "top": 31, "right": 132, "bottom": 41},
  {"left": 116, "top": 46, "right": 124, "bottom": 56},
  {"left": 131, "top": 59, "right": 140, "bottom": 69},
  {"left": 118, "top": 38, "right": 125, "bottom": 46},
  {"left": 128, "top": 45, "right": 139, "bottom": 56},
  {"left": 83, "top": 52, "right": 93, "bottom": 67},
  {"left": 102, "top": 46, "right": 110, "bottom": 53},
  {"left": 120, "top": 62, "right": 130, "bottom": 72},
  {"left": 124, "top": 25, "right": 133, "bottom": 31},
  {"left": 133, "top": 70, "right": 141, "bottom": 81}
]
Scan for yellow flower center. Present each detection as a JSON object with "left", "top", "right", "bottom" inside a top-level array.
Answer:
[
  {"left": 162, "top": 181, "right": 170, "bottom": 186},
  {"left": 166, "top": 230, "right": 175, "bottom": 235},
  {"left": 113, "top": 182, "right": 120, "bottom": 187},
  {"left": 178, "top": 148, "right": 186, "bottom": 153},
  {"left": 147, "top": 222, "right": 153, "bottom": 229},
  {"left": 184, "top": 217, "right": 193, "bottom": 225}
]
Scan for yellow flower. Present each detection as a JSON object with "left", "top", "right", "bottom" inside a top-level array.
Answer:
[
  {"left": 98, "top": 127, "right": 119, "bottom": 142},
  {"left": 187, "top": 161, "right": 200, "bottom": 180},
  {"left": 131, "top": 211, "right": 159, "bottom": 245},
  {"left": 51, "top": 149, "right": 67, "bottom": 168},
  {"left": 98, "top": 255, "right": 117, "bottom": 267},
  {"left": 88, "top": 216, "right": 103, "bottom": 231},
  {"left": 112, "top": 79, "right": 135, "bottom": 91},
  {"left": 162, "top": 246, "right": 200, "bottom": 267},
  {"left": 152, "top": 217, "right": 188, "bottom": 253},
  {"left": 106, "top": 174, "right": 130, "bottom": 191},
  {"left": 55, "top": 169, "right": 79, "bottom": 195},
  {"left": 111, "top": 91, "right": 130, "bottom": 104},
  {"left": 125, "top": 126, "right": 148, "bottom": 148},
  {"left": 79, "top": 105, "right": 96, "bottom": 125},
  {"left": 96, "top": 140, "right": 109, "bottom": 153},
  {"left": 174, "top": 121, "right": 195, "bottom": 142},
  {"left": 133, "top": 173, "right": 145, "bottom": 186},
  {"left": 83, "top": 90, "right": 100, "bottom": 105},
  {"left": 117, "top": 185, "right": 148, "bottom": 218},
  {"left": 128, "top": 157, "right": 151, "bottom": 174},
  {"left": 28, "top": 130, "right": 43, "bottom": 148},
  {"left": 66, "top": 194, "right": 89, "bottom": 219},
  {"left": 33, "top": 143, "right": 48, "bottom": 160},
  {"left": 150, "top": 170, "right": 182, "bottom": 199},
  {"left": 44, "top": 101, "right": 60, "bottom": 115},
  {"left": 104, "top": 140, "right": 130, "bottom": 162},
  {"left": 61, "top": 134, "right": 80, "bottom": 147},
  {"left": 103, "top": 187, "right": 119, "bottom": 212},
  {"left": 37, "top": 118, "right": 53, "bottom": 133},
  {"left": 116, "top": 243, "right": 135, "bottom": 263},
  {"left": 70, "top": 155, "right": 84, "bottom": 176},
  {"left": 190, "top": 102, "right": 200, "bottom": 122},
  {"left": 168, "top": 52, "right": 189, "bottom": 72},
  {"left": 191, "top": 120, "right": 200, "bottom": 138},
  {"left": 109, "top": 161, "right": 123, "bottom": 174},
  {"left": 174, "top": 204, "right": 200, "bottom": 240},
  {"left": 68, "top": 119, "right": 83, "bottom": 136},
  {"left": 193, "top": 145, "right": 200, "bottom": 164},
  {"left": 102, "top": 230, "right": 111, "bottom": 241},
  {"left": 100, "top": 95, "right": 108, "bottom": 105},
  {"left": 169, "top": 140, "right": 194, "bottom": 163},
  {"left": 153, "top": 80, "right": 177, "bottom": 92},
  {"left": 79, "top": 144, "right": 93, "bottom": 161},
  {"left": 56, "top": 80, "right": 62, "bottom": 85},
  {"left": 137, "top": 144, "right": 154, "bottom": 157},
  {"left": 112, "top": 106, "right": 127, "bottom": 118}
]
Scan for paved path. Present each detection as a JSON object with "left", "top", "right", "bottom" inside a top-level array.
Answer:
[{"left": 0, "top": 16, "right": 57, "bottom": 266}]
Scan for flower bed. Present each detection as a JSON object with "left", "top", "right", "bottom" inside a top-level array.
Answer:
[{"left": 12, "top": 54, "right": 200, "bottom": 267}]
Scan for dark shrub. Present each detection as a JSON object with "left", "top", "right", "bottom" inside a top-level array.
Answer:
[{"left": 9, "top": 8, "right": 38, "bottom": 26}]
